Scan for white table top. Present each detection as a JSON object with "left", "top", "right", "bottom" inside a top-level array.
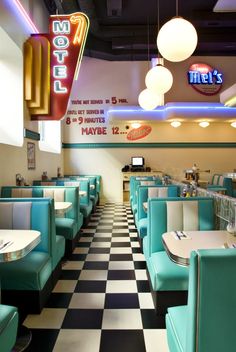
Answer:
[
  {"left": 143, "top": 202, "right": 148, "bottom": 212},
  {"left": 0, "top": 229, "right": 41, "bottom": 262},
  {"left": 79, "top": 191, "right": 86, "bottom": 197},
  {"left": 162, "top": 230, "right": 235, "bottom": 266},
  {"left": 54, "top": 202, "right": 72, "bottom": 215}
]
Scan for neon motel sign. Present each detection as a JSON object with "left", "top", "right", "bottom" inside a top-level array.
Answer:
[{"left": 25, "top": 13, "right": 89, "bottom": 120}]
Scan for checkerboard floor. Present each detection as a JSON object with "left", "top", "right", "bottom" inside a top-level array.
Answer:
[{"left": 24, "top": 203, "right": 169, "bottom": 352}]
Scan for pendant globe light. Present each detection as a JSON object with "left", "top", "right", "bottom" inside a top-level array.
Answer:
[
  {"left": 157, "top": 0, "right": 198, "bottom": 62},
  {"left": 138, "top": 88, "right": 163, "bottom": 110},
  {"left": 145, "top": 0, "right": 173, "bottom": 95}
]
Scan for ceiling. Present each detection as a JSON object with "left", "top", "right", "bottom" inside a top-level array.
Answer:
[{"left": 43, "top": 0, "right": 236, "bottom": 61}]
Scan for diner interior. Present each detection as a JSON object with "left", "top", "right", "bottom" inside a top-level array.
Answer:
[{"left": 1, "top": 0, "right": 236, "bottom": 351}]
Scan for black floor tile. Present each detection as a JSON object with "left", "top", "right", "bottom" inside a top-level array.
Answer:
[
  {"left": 76, "top": 242, "right": 91, "bottom": 247},
  {"left": 111, "top": 242, "right": 131, "bottom": 247},
  {"left": 60, "top": 270, "right": 81, "bottom": 280},
  {"left": 141, "top": 309, "right": 165, "bottom": 329},
  {"left": 62, "top": 309, "right": 103, "bottom": 329},
  {"left": 93, "top": 237, "right": 111, "bottom": 242},
  {"left": 25, "top": 329, "right": 59, "bottom": 352},
  {"left": 96, "top": 229, "right": 113, "bottom": 233},
  {"left": 75, "top": 280, "right": 107, "bottom": 293},
  {"left": 105, "top": 293, "right": 139, "bottom": 308},
  {"left": 132, "top": 247, "right": 142, "bottom": 253},
  {"left": 83, "top": 261, "right": 109, "bottom": 270},
  {"left": 88, "top": 248, "right": 110, "bottom": 254},
  {"left": 69, "top": 254, "right": 87, "bottom": 261},
  {"left": 100, "top": 330, "right": 146, "bottom": 352},
  {"left": 134, "top": 261, "right": 147, "bottom": 269},
  {"left": 107, "top": 270, "right": 136, "bottom": 280},
  {"left": 110, "top": 254, "right": 133, "bottom": 261},
  {"left": 137, "top": 280, "right": 151, "bottom": 292},
  {"left": 112, "top": 226, "right": 129, "bottom": 229},
  {"left": 45, "top": 293, "right": 73, "bottom": 308},
  {"left": 112, "top": 233, "right": 129, "bottom": 237}
]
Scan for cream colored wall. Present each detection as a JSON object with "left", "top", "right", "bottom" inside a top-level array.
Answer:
[
  {"left": 0, "top": 0, "right": 63, "bottom": 188},
  {"left": 63, "top": 57, "right": 236, "bottom": 202},
  {"left": 64, "top": 122, "right": 236, "bottom": 203}
]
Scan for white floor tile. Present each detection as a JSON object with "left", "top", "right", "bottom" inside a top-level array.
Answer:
[
  {"left": 53, "top": 329, "right": 101, "bottom": 352},
  {"left": 112, "top": 229, "right": 129, "bottom": 233},
  {"left": 108, "top": 261, "right": 134, "bottom": 270},
  {"left": 110, "top": 247, "right": 132, "bottom": 254},
  {"left": 73, "top": 247, "right": 89, "bottom": 254},
  {"left": 132, "top": 253, "right": 145, "bottom": 261},
  {"left": 79, "top": 237, "right": 93, "bottom": 242},
  {"left": 138, "top": 293, "right": 155, "bottom": 309},
  {"left": 53, "top": 280, "right": 77, "bottom": 293},
  {"left": 135, "top": 269, "right": 148, "bottom": 280},
  {"left": 94, "top": 233, "right": 112, "bottom": 238},
  {"left": 143, "top": 329, "right": 169, "bottom": 352},
  {"left": 131, "top": 241, "right": 140, "bottom": 248},
  {"left": 102, "top": 309, "right": 142, "bottom": 329},
  {"left": 24, "top": 308, "right": 66, "bottom": 329},
  {"left": 62, "top": 261, "right": 84, "bottom": 270},
  {"left": 106, "top": 280, "right": 137, "bottom": 293},
  {"left": 79, "top": 270, "right": 108, "bottom": 281},
  {"left": 96, "top": 225, "right": 113, "bottom": 229},
  {"left": 90, "top": 242, "right": 111, "bottom": 248},
  {"left": 86, "top": 253, "right": 110, "bottom": 261},
  {"left": 111, "top": 237, "right": 130, "bottom": 242},
  {"left": 69, "top": 293, "right": 105, "bottom": 309}
]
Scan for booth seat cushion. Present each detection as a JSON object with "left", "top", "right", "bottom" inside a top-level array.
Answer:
[
  {"left": 0, "top": 252, "right": 52, "bottom": 291},
  {"left": 149, "top": 251, "right": 189, "bottom": 291},
  {"left": 80, "top": 202, "right": 93, "bottom": 219},
  {"left": 0, "top": 304, "right": 18, "bottom": 352},
  {"left": 55, "top": 218, "right": 77, "bottom": 240},
  {"left": 166, "top": 305, "right": 187, "bottom": 352},
  {"left": 137, "top": 218, "right": 148, "bottom": 239}
]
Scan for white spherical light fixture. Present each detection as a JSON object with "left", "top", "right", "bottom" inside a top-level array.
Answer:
[
  {"left": 157, "top": 17, "right": 198, "bottom": 62},
  {"left": 138, "top": 88, "right": 163, "bottom": 110},
  {"left": 145, "top": 64, "right": 173, "bottom": 94}
]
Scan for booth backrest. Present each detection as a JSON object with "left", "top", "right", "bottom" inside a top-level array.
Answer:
[
  {"left": 147, "top": 197, "right": 214, "bottom": 255},
  {"left": 137, "top": 185, "right": 179, "bottom": 221},
  {"left": 132, "top": 177, "right": 162, "bottom": 208},
  {"left": 56, "top": 180, "right": 90, "bottom": 206},
  {"left": 187, "top": 249, "right": 236, "bottom": 351},
  {"left": 0, "top": 198, "right": 55, "bottom": 255},
  {"left": 1, "top": 186, "right": 79, "bottom": 222}
]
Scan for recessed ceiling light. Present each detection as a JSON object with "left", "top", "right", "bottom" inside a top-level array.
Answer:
[
  {"left": 170, "top": 121, "right": 181, "bottom": 128},
  {"left": 131, "top": 122, "right": 141, "bottom": 129},
  {"left": 231, "top": 122, "right": 236, "bottom": 128},
  {"left": 199, "top": 121, "right": 210, "bottom": 128}
]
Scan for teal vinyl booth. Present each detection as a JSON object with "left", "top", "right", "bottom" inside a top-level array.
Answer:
[
  {"left": 0, "top": 300, "right": 18, "bottom": 352},
  {"left": 1, "top": 186, "right": 82, "bottom": 256},
  {"left": 207, "top": 175, "right": 234, "bottom": 197},
  {"left": 136, "top": 185, "right": 179, "bottom": 239},
  {"left": 144, "top": 197, "right": 214, "bottom": 317},
  {"left": 131, "top": 177, "right": 162, "bottom": 214},
  {"left": 56, "top": 179, "right": 93, "bottom": 224},
  {"left": 65, "top": 175, "right": 100, "bottom": 207},
  {"left": 0, "top": 198, "right": 63, "bottom": 313},
  {"left": 166, "top": 249, "right": 236, "bottom": 352}
]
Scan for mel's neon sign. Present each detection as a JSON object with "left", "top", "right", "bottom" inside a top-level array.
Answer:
[
  {"left": 25, "top": 13, "right": 89, "bottom": 121},
  {"left": 187, "top": 63, "right": 223, "bottom": 96}
]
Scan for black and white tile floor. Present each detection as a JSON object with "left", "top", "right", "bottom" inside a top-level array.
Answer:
[{"left": 24, "top": 203, "right": 168, "bottom": 352}]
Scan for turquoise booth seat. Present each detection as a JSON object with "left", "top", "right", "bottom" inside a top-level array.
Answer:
[
  {"left": 131, "top": 177, "right": 162, "bottom": 214},
  {"left": 144, "top": 197, "right": 214, "bottom": 317},
  {"left": 1, "top": 186, "right": 82, "bottom": 256},
  {"left": 136, "top": 185, "right": 179, "bottom": 239},
  {"left": 0, "top": 303, "right": 18, "bottom": 352},
  {"left": 207, "top": 175, "right": 234, "bottom": 196},
  {"left": 56, "top": 179, "right": 93, "bottom": 225},
  {"left": 166, "top": 249, "right": 236, "bottom": 352},
  {"left": 0, "top": 198, "right": 64, "bottom": 313},
  {"left": 65, "top": 175, "right": 100, "bottom": 207}
]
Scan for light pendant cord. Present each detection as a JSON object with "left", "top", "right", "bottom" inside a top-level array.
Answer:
[{"left": 176, "top": 0, "right": 178, "bottom": 16}]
